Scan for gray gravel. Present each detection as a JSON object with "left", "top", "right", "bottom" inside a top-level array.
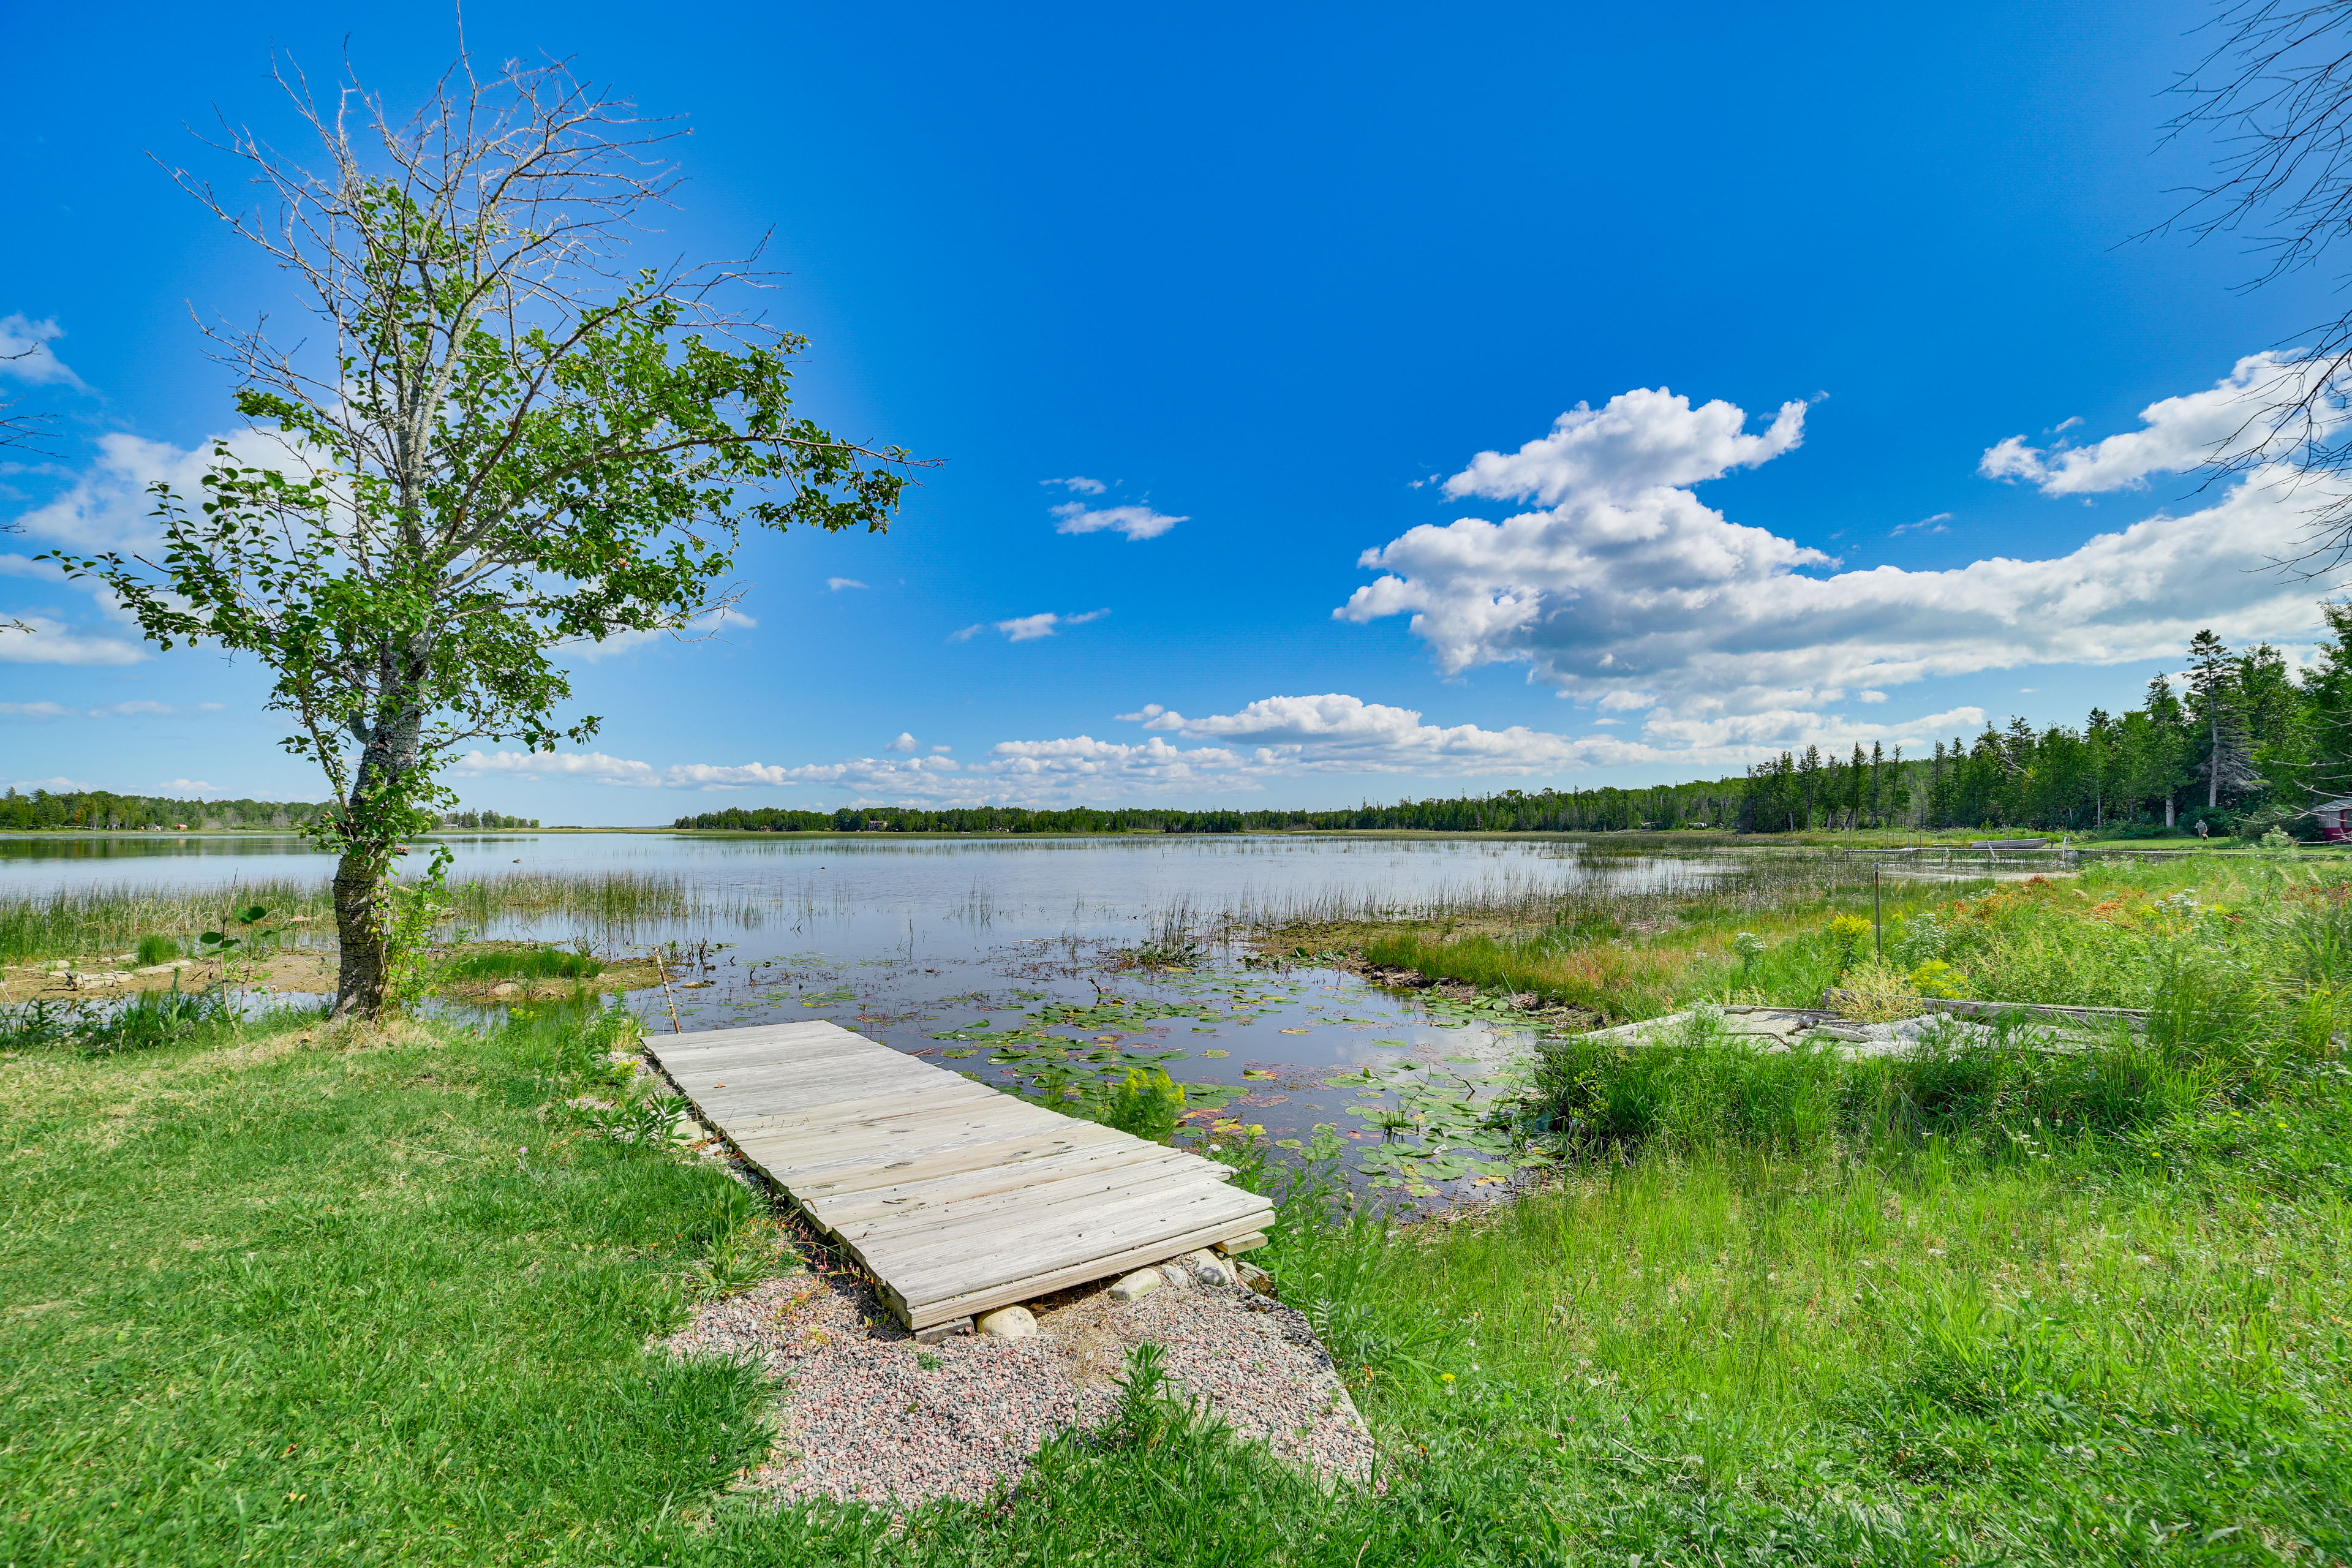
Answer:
[{"left": 662, "top": 1248, "right": 1376, "bottom": 1508}]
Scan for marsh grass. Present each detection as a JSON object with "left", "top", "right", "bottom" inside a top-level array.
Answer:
[
  {"left": 0, "top": 870, "right": 720, "bottom": 968},
  {"left": 445, "top": 869, "right": 710, "bottom": 930},
  {"left": 0, "top": 878, "right": 333, "bottom": 966},
  {"left": 1529, "top": 1007, "right": 2234, "bottom": 1160},
  {"left": 1329, "top": 851, "right": 2352, "bottom": 1030},
  {"left": 438, "top": 945, "right": 606, "bottom": 983}
]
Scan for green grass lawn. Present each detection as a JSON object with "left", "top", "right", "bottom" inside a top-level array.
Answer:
[{"left": 5, "top": 959, "right": 2350, "bottom": 1562}]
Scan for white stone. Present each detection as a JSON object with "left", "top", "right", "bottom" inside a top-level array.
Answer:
[
  {"left": 976, "top": 1305, "right": 1038, "bottom": 1338},
  {"left": 1107, "top": 1267, "right": 1164, "bottom": 1302}
]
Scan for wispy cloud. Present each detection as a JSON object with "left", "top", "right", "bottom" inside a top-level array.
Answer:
[
  {"left": 952, "top": 609, "right": 1111, "bottom": 644},
  {"left": 1041, "top": 476, "right": 1107, "bottom": 495},
  {"left": 12, "top": 775, "right": 94, "bottom": 792},
  {"left": 0, "top": 617, "right": 150, "bottom": 666},
  {"left": 0, "top": 315, "right": 86, "bottom": 391},
  {"left": 450, "top": 748, "right": 965, "bottom": 793},
  {"left": 997, "top": 612, "right": 1062, "bottom": 643},
  {"left": 827, "top": 577, "right": 869, "bottom": 591},
  {"left": 1050, "top": 502, "right": 1186, "bottom": 540},
  {"left": 1889, "top": 512, "right": 1951, "bottom": 537},
  {"left": 567, "top": 608, "right": 755, "bottom": 663},
  {"left": 0, "top": 699, "right": 219, "bottom": 722},
  {"left": 460, "top": 685, "right": 1986, "bottom": 809},
  {"left": 160, "top": 778, "right": 218, "bottom": 793}
]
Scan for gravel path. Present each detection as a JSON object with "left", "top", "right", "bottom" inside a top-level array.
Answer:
[{"left": 663, "top": 1244, "right": 1376, "bottom": 1508}]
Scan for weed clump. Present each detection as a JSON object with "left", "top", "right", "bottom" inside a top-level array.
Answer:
[{"left": 441, "top": 945, "right": 606, "bottom": 984}]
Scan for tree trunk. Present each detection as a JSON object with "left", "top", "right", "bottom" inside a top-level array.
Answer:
[
  {"left": 333, "top": 848, "right": 389, "bottom": 1019},
  {"left": 2209, "top": 712, "right": 2222, "bottom": 810}
]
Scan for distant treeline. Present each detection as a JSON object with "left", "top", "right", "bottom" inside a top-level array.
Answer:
[
  {"left": 1, "top": 789, "right": 538, "bottom": 833},
  {"left": 436, "top": 810, "right": 540, "bottom": 831},
  {"left": 1743, "top": 612, "right": 2352, "bottom": 835},
  {"left": 671, "top": 782, "right": 1746, "bottom": 837},
  {"left": 677, "top": 616, "right": 2352, "bottom": 839},
  {"left": 0, "top": 790, "right": 336, "bottom": 832}
]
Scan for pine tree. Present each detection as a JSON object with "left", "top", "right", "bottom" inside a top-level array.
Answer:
[{"left": 2187, "top": 629, "right": 2261, "bottom": 812}]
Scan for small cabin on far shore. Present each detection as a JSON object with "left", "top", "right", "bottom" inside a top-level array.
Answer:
[{"left": 2315, "top": 798, "right": 2352, "bottom": 842}]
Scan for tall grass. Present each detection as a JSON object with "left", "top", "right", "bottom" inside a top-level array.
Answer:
[
  {"left": 438, "top": 946, "right": 606, "bottom": 983},
  {"left": 446, "top": 870, "right": 709, "bottom": 930},
  {"left": 0, "top": 879, "right": 334, "bottom": 966},
  {"left": 1529, "top": 1006, "right": 2233, "bottom": 1159},
  {"left": 1235, "top": 848, "right": 1895, "bottom": 931},
  {"left": 1, "top": 870, "right": 716, "bottom": 965}
]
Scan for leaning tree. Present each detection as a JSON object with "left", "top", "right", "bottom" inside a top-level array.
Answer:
[{"left": 50, "top": 51, "right": 915, "bottom": 1017}]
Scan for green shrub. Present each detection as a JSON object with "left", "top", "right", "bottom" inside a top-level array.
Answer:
[{"left": 134, "top": 933, "right": 180, "bottom": 966}]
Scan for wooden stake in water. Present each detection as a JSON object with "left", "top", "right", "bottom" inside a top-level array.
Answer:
[{"left": 653, "top": 946, "right": 684, "bottom": 1034}]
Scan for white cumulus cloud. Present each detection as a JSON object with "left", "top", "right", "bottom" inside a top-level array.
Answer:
[
  {"left": 1337, "top": 369, "right": 2340, "bottom": 737},
  {"left": 1978, "top": 352, "right": 2337, "bottom": 495},
  {"left": 885, "top": 732, "right": 918, "bottom": 752}
]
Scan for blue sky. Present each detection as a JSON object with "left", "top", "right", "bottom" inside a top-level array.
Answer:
[{"left": 4, "top": 1, "right": 2344, "bottom": 823}]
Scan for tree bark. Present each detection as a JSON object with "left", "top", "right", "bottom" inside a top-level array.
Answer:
[{"left": 333, "top": 848, "right": 388, "bottom": 1019}]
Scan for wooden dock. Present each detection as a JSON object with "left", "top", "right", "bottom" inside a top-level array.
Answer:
[{"left": 644, "top": 1020, "right": 1275, "bottom": 1334}]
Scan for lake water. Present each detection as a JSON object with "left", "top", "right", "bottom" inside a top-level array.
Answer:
[{"left": 1, "top": 831, "right": 1746, "bottom": 1205}]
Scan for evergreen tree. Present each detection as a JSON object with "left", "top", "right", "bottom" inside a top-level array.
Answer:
[{"left": 2187, "top": 629, "right": 2262, "bottom": 812}]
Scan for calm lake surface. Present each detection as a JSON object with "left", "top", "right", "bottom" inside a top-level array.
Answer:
[{"left": 2, "top": 831, "right": 1741, "bottom": 1204}]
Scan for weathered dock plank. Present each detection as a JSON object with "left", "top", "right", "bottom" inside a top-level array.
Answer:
[{"left": 644, "top": 1020, "right": 1272, "bottom": 1330}]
